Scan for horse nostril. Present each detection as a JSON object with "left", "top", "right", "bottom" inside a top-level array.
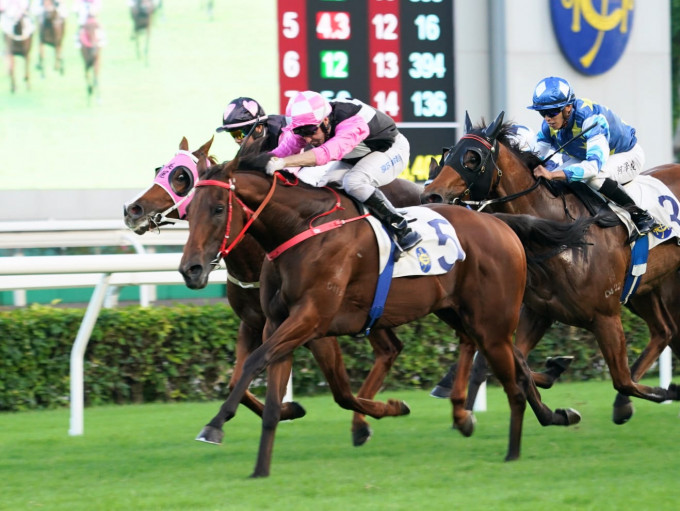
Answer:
[
  {"left": 421, "top": 193, "right": 443, "bottom": 204},
  {"left": 126, "top": 204, "right": 144, "bottom": 219}
]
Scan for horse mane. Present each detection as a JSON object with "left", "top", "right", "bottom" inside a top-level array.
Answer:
[{"left": 472, "top": 120, "right": 543, "bottom": 171}]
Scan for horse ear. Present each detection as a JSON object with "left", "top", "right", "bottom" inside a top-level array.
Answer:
[
  {"left": 194, "top": 136, "right": 214, "bottom": 159},
  {"left": 180, "top": 137, "right": 189, "bottom": 151},
  {"left": 483, "top": 111, "right": 505, "bottom": 140},
  {"left": 464, "top": 111, "right": 473, "bottom": 133},
  {"left": 197, "top": 155, "right": 210, "bottom": 177}
]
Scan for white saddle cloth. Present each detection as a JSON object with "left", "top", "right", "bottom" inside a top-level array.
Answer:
[
  {"left": 614, "top": 175, "right": 680, "bottom": 248},
  {"left": 365, "top": 206, "right": 466, "bottom": 278}
]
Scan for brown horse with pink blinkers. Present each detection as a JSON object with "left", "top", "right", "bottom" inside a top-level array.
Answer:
[
  {"left": 422, "top": 111, "right": 680, "bottom": 423},
  {"left": 179, "top": 153, "right": 587, "bottom": 477},
  {"left": 124, "top": 137, "right": 433, "bottom": 448}
]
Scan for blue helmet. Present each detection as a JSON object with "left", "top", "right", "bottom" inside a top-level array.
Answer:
[{"left": 527, "top": 76, "right": 575, "bottom": 111}]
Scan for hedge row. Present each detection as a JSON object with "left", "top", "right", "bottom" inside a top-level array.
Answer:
[{"left": 0, "top": 303, "right": 665, "bottom": 411}]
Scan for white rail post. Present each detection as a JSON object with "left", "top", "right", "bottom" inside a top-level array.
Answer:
[{"left": 69, "top": 273, "right": 111, "bottom": 436}]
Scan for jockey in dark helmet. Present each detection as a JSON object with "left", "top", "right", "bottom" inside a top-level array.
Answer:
[{"left": 216, "top": 97, "right": 287, "bottom": 152}]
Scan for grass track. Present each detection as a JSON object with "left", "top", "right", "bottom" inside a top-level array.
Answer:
[{"left": 2, "top": 379, "right": 680, "bottom": 510}]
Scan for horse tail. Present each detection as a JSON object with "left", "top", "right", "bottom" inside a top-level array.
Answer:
[{"left": 491, "top": 212, "right": 595, "bottom": 261}]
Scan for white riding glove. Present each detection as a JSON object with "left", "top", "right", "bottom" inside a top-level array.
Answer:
[{"left": 265, "top": 157, "right": 286, "bottom": 176}]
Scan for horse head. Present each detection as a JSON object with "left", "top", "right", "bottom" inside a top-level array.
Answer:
[
  {"left": 180, "top": 157, "right": 246, "bottom": 289},
  {"left": 421, "top": 111, "right": 505, "bottom": 205},
  {"left": 123, "top": 136, "right": 215, "bottom": 233}
]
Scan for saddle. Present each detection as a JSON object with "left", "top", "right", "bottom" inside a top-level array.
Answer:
[{"left": 543, "top": 180, "right": 620, "bottom": 228}]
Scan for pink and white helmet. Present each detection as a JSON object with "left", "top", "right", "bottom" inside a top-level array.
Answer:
[{"left": 283, "top": 91, "right": 332, "bottom": 131}]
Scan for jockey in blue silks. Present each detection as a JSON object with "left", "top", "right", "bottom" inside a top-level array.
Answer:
[{"left": 530, "top": 76, "right": 657, "bottom": 235}]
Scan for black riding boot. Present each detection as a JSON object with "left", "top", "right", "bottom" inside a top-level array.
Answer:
[
  {"left": 363, "top": 189, "right": 422, "bottom": 251},
  {"left": 599, "top": 178, "right": 658, "bottom": 235}
]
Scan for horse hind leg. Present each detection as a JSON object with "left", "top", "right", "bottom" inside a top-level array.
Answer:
[
  {"left": 307, "top": 333, "right": 410, "bottom": 447},
  {"left": 350, "top": 328, "right": 405, "bottom": 446}
]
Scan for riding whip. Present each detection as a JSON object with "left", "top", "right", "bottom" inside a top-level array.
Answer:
[{"left": 539, "top": 123, "right": 597, "bottom": 166}]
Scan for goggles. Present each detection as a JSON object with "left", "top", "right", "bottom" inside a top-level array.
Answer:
[
  {"left": 228, "top": 126, "right": 254, "bottom": 141},
  {"left": 537, "top": 108, "right": 563, "bottom": 118},
  {"left": 292, "top": 124, "right": 320, "bottom": 137}
]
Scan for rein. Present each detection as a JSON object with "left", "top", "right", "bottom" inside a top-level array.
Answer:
[
  {"left": 450, "top": 135, "right": 542, "bottom": 212},
  {"left": 194, "top": 174, "right": 275, "bottom": 263}
]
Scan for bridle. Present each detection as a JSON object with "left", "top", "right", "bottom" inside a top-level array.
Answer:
[
  {"left": 193, "top": 175, "right": 272, "bottom": 268},
  {"left": 442, "top": 133, "right": 541, "bottom": 211}
]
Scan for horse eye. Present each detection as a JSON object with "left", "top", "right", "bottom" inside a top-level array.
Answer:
[
  {"left": 462, "top": 152, "right": 481, "bottom": 171},
  {"left": 214, "top": 205, "right": 225, "bottom": 215}
]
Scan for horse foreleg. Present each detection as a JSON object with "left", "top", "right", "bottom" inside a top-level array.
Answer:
[
  {"left": 232, "top": 321, "right": 306, "bottom": 421},
  {"left": 202, "top": 311, "right": 319, "bottom": 437},
  {"left": 251, "top": 356, "right": 293, "bottom": 478},
  {"left": 474, "top": 336, "right": 526, "bottom": 461},
  {"left": 595, "top": 316, "right": 680, "bottom": 404},
  {"left": 617, "top": 289, "right": 678, "bottom": 424},
  {"left": 515, "top": 310, "right": 572, "bottom": 388},
  {"left": 512, "top": 345, "right": 581, "bottom": 429},
  {"left": 196, "top": 321, "right": 307, "bottom": 445}
]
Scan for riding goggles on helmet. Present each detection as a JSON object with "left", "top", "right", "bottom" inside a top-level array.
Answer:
[
  {"left": 228, "top": 125, "right": 257, "bottom": 141},
  {"left": 292, "top": 124, "right": 320, "bottom": 137},
  {"left": 537, "top": 108, "right": 563, "bottom": 118}
]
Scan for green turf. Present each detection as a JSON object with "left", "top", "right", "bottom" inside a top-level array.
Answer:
[
  {"left": 1, "top": 1, "right": 279, "bottom": 191},
  {"left": 2, "top": 380, "right": 679, "bottom": 510}
]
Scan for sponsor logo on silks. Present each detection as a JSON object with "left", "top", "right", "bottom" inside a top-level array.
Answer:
[
  {"left": 652, "top": 224, "right": 673, "bottom": 241},
  {"left": 550, "top": 0, "right": 634, "bottom": 76},
  {"left": 415, "top": 246, "right": 432, "bottom": 272}
]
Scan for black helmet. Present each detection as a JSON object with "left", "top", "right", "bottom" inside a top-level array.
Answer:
[{"left": 216, "top": 97, "right": 268, "bottom": 132}]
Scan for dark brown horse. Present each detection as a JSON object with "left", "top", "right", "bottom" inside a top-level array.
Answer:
[
  {"left": 3, "top": 15, "right": 33, "bottom": 93},
  {"left": 123, "top": 137, "right": 426, "bottom": 448},
  {"left": 129, "top": 0, "right": 153, "bottom": 63},
  {"left": 36, "top": 0, "right": 65, "bottom": 76},
  {"left": 179, "top": 155, "right": 585, "bottom": 477},
  {"left": 79, "top": 16, "right": 100, "bottom": 102},
  {"left": 422, "top": 112, "right": 680, "bottom": 423}
]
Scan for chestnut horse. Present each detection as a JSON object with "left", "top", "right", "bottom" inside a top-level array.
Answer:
[
  {"left": 422, "top": 112, "right": 680, "bottom": 423},
  {"left": 123, "top": 137, "right": 428, "bottom": 448},
  {"left": 179, "top": 155, "right": 586, "bottom": 477},
  {"left": 36, "top": 0, "right": 65, "bottom": 77}
]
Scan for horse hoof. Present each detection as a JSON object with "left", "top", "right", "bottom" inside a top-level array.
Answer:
[
  {"left": 352, "top": 425, "right": 373, "bottom": 447},
  {"left": 546, "top": 355, "right": 574, "bottom": 372},
  {"left": 195, "top": 425, "right": 224, "bottom": 445},
  {"left": 557, "top": 407, "right": 581, "bottom": 426},
  {"left": 399, "top": 400, "right": 411, "bottom": 415},
  {"left": 430, "top": 385, "right": 451, "bottom": 399},
  {"left": 668, "top": 382, "right": 680, "bottom": 400},
  {"left": 282, "top": 401, "right": 306, "bottom": 421},
  {"left": 453, "top": 413, "right": 476, "bottom": 437},
  {"left": 612, "top": 403, "right": 634, "bottom": 425}
]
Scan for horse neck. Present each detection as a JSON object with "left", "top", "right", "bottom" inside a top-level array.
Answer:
[
  {"left": 235, "top": 172, "right": 352, "bottom": 255},
  {"left": 493, "top": 146, "right": 582, "bottom": 221},
  {"left": 224, "top": 234, "right": 265, "bottom": 284}
]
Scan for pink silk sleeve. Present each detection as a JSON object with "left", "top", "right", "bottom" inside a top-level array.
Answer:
[
  {"left": 270, "top": 131, "right": 308, "bottom": 158},
  {"left": 311, "top": 116, "right": 370, "bottom": 165}
]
